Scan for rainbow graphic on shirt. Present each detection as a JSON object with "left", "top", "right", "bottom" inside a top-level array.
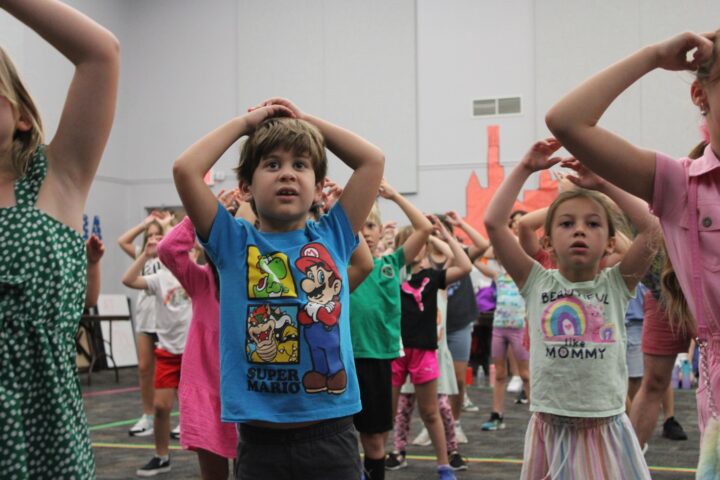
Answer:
[{"left": 541, "top": 297, "right": 587, "bottom": 341}]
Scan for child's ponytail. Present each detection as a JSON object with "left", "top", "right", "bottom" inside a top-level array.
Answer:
[{"left": 660, "top": 252, "right": 695, "bottom": 338}]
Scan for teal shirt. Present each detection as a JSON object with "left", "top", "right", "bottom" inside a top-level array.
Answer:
[
  {"left": 350, "top": 248, "right": 405, "bottom": 359},
  {"left": 521, "top": 263, "right": 634, "bottom": 418}
]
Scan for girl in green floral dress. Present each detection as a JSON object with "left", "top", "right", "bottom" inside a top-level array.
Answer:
[{"left": 0, "top": 1, "right": 119, "bottom": 478}]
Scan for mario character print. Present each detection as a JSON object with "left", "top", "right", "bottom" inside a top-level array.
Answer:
[
  {"left": 295, "top": 242, "right": 346, "bottom": 395},
  {"left": 247, "top": 246, "right": 297, "bottom": 299},
  {"left": 246, "top": 304, "right": 299, "bottom": 364}
]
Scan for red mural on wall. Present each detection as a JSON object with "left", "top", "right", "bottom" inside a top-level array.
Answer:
[{"left": 462, "top": 125, "right": 559, "bottom": 238}]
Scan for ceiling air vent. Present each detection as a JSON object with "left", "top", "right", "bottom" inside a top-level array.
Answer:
[{"left": 473, "top": 96, "right": 522, "bottom": 117}]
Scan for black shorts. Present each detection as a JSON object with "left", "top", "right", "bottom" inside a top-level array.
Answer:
[
  {"left": 352, "top": 358, "right": 393, "bottom": 434},
  {"left": 235, "top": 416, "right": 361, "bottom": 480}
]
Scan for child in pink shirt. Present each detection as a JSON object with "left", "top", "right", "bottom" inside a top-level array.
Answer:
[
  {"left": 546, "top": 29, "right": 720, "bottom": 476},
  {"left": 158, "top": 215, "right": 237, "bottom": 478}
]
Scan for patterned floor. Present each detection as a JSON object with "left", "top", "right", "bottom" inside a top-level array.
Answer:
[{"left": 83, "top": 368, "right": 700, "bottom": 479}]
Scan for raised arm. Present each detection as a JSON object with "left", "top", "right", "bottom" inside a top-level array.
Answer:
[
  {"left": 254, "top": 98, "right": 385, "bottom": 232},
  {"left": 117, "top": 212, "right": 160, "bottom": 259},
  {"left": 545, "top": 32, "right": 715, "bottom": 203},
  {"left": 157, "top": 216, "right": 205, "bottom": 295},
  {"left": 348, "top": 236, "right": 374, "bottom": 293},
  {"left": 173, "top": 105, "right": 293, "bottom": 239},
  {"left": 474, "top": 258, "right": 499, "bottom": 280},
  {"left": 2, "top": 0, "right": 120, "bottom": 230},
  {"left": 445, "top": 210, "right": 490, "bottom": 260},
  {"left": 517, "top": 207, "right": 548, "bottom": 259},
  {"left": 563, "top": 158, "right": 660, "bottom": 290},
  {"left": 430, "top": 215, "right": 472, "bottom": 284},
  {"left": 84, "top": 235, "right": 104, "bottom": 308},
  {"left": 121, "top": 249, "right": 150, "bottom": 290},
  {"left": 378, "top": 179, "right": 432, "bottom": 265},
  {"left": 484, "top": 139, "right": 561, "bottom": 289}
]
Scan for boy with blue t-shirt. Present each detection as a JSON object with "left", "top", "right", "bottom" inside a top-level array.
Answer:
[{"left": 173, "top": 97, "right": 384, "bottom": 479}]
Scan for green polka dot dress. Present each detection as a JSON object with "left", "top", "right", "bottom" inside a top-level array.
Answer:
[{"left": 0, "top": 147, "right": 95, "bottom": 479}]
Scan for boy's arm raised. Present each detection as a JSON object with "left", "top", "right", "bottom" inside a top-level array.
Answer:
[
  {"left": 484, "top": 139, "right": 561, "bottom": 290},
  {"left": 378, "top": 179, "right": 432, "bottom": 264},
  {"left": 546, "top": 32, "right": 715, "bottom": 203},
  {"left": 173, "top": 106, "right": 292, "bottom": 240},
  {"left": 121, "top": 250, "right": 149, "bottom": 290},
  {"left": 348, "top": 236, "right": 374, "bottom": 292}
]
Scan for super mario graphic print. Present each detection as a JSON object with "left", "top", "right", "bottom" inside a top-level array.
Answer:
[
  {"left": 295, "top": 242, "right": 347, "bottom": 395},
  {"left": 245, "top": 305, "right": 300, "bottom": 364},
  {"left": 247, "top": 246, "right": 297, "bottom": 299}
]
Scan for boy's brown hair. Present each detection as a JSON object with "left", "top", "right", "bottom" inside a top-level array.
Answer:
[{"left": 234, "top": 117, "right": 327, "bottom": 185}]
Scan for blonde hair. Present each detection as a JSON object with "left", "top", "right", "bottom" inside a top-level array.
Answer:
[
  {"left": 141, "top": 220, "right": 164, "bottom": 251},
  {"left": 0, "top": 47, "right": 44, "bottom": 177},
  {"left": 659, "top": 248, "right": 695, "bottom": 337},
  {"left": 543, "top": 189, "right": 617, "bottom": 239},
  {"left": 366, "top": 202, "right": 381, "bottom": 227},
  {"left": 394, "top": 225, "right": 414, "bottom": 249}
]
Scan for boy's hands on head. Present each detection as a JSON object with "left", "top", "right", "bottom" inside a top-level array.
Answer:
[
  {"left": 561, "top": 158, "right": 606, "bottom": 191},
  {"left": 244, "top": 103, "right": 295, "bottom": 131},
  {"left": 378, "top": 178, "right": 399, "bottom": 200},
  {"left": 251, "top": 97, "right": 304, "bottom": 120},
  {"left": 86, "top": 235, "right": 105, "bottom": 264},
  {"left": 653, "top": 31, "right": 716, "bottom": 71},
  {"left": 520, "top": 138, "right": 562, "bottom": 172}
]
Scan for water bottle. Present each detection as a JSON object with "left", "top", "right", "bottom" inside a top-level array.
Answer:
[
  {"left": 681, "top": 359, "right": 692, "bottom": 389},
  {"left": 671, "top": 362, "right": 680, "bottom": 389},
  {"left": 489, "top": 364, "right": 496, "bottom": 388}
]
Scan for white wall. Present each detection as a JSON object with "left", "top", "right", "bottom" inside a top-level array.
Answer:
[{"left": 3, "top": 0, "right": 720, "bottom": 298}]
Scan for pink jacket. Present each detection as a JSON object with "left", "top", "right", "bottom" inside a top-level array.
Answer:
[
  {"left": 158, "top": 216, "right": 237, "bottom": 458},
  {"left": 653, "top": 146, "right": 720, "bottom": 437}
]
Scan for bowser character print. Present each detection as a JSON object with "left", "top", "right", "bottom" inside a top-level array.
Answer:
[
  {"left": 246, "top": 304, "right": 299, "bottom": 364},
  {"left": 294, "top": 242, "right": 346, "bottom": 395}
]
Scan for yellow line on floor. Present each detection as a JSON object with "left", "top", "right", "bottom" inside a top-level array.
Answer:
[{"left": 90, "top": 445, "right": 696, "bottom": 474}]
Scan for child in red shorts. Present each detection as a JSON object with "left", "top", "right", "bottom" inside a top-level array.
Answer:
[{"left": 123, "top": 234, "right": 193, "bottom": 477}]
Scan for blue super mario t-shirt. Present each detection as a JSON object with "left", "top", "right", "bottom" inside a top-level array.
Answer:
[{"left": 200, "top": 203, "right": 360, "bottom": 423}]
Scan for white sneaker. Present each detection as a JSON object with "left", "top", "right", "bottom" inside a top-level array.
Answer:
[
  {"left": 170, "top": 425, "right": 180, "bottom": 440},
  {"left": 129, "top": 414, "right": 154, "bottom": 437},
  {"left": 506, "top": 376, "right": 523, "bottom": 393},
  {"left": 462, "top": 392, "right": 479, "bottom": 412},
  {"left": 454, "top": 422, "right": 468, "bottom": 444},
  {"left": 412, "top": 427, "right": 432, "bottom": 446}
]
